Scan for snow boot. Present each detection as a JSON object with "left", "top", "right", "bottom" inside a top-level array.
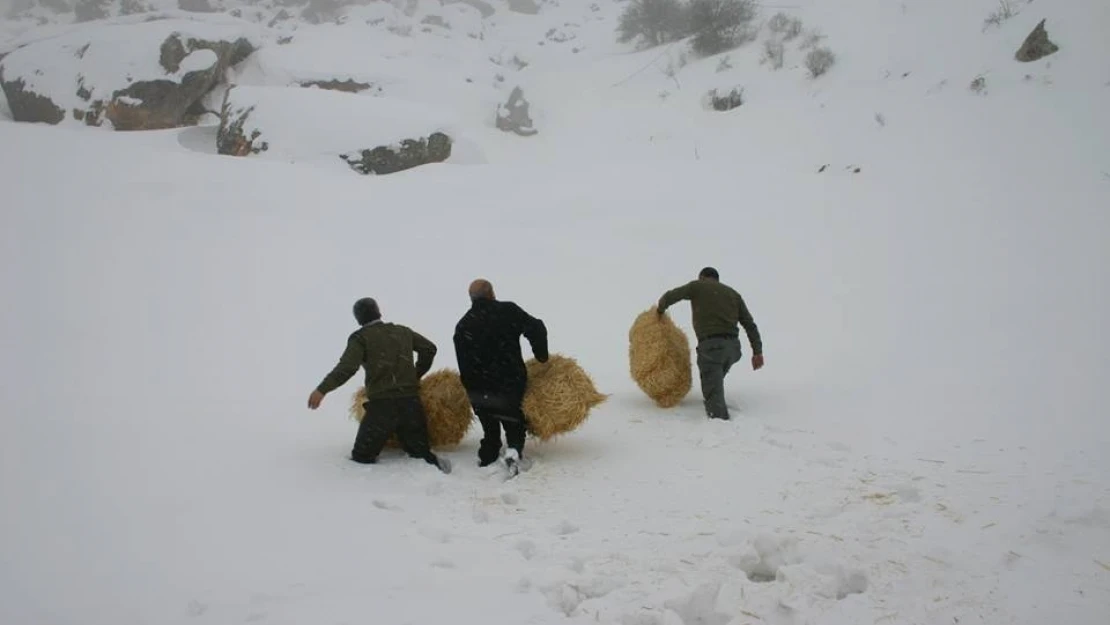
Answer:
[{"left": 427, "top": 454, "right": 452, "bottom": 474}]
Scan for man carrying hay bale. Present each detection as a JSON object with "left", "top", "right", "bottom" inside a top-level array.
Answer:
[
  {"left": 454, "top": 279, "right": 548, "bottom": 476},
  {"left": 307, "top": 297, "right": 452, "bottom": 473},
  {"left": 657, "top": 267, "right": 764, "bottom": 420}
]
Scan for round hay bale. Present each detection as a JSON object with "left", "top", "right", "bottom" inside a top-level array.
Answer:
[
  {"left": 629, "top": 307, "right": 692, "bottom": 408},
  {"left": 522, "top": 354, "right": 607, "bottom": 440},
  {"left": 348, "top": 368, "right": 472, "bottom": 449}
]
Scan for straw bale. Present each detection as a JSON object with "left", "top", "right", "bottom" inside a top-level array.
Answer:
[
  {"left": 348, "top": 368, "right": 472, "bottom": 449},
  {"left": 629, "top": 307, "right": 692, "bottom": 407},
  {"left": 522, "top": 354, "right": 607, "bottom": 440}
]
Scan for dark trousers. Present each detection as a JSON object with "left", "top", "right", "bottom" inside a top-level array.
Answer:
[
  {"left": 352, "top": 396, "right": 438, "bottom": 465},
  {"left": 696, "top": 336, "right": 743, "bottom": 419},
  {"left": 468, "top": 390, "right": 527, "bottom": 464}
]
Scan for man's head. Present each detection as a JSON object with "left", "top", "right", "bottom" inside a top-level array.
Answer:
[
  {"left": 468, "top": 279, "right": 496, "bottom": 301},
  {"left": 699, "top": 267, "right": 720, "bottom": 281},
  {"left": 352, "top": 297, "right": 381, "bottom": 325}
]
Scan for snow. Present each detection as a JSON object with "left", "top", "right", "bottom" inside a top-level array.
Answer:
[
  {"left": 221, "top": 85, "right": 471, "bottom": 167},
  {"left": 179, "top": 48, "right": 218, "bottom": 74},
  {"left": 1, "top": 1, "right": 1109, "bottom": 624}
]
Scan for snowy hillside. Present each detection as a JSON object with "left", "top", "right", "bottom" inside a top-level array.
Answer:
[{"left": 2, "top": 1, "right": 1109, "bottom": 625}]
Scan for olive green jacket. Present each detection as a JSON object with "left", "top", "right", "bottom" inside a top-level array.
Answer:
[
  {"left": 658, "top": 278, "right": 763, "bottom": 354},
  {"left": 316, "top": 320, "right": 437, "bottom": 400}
]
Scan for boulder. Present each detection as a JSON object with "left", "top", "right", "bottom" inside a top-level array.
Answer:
[
  {"left": 1015, "top": 19, "right": 1059, "bottom": 62},
  {"left": 0, "top": 18, "right": 257, "bottom": 129},
  {"left": 495, "top": 86, "right": 537, "bottom": 136},
  {"left": 507, "top": 0, "right": 540, "bottom": 15},
  {"left": 341, "top": 133, "right": 452, "bottom": 175},
  {"left": 0, "top": 71, "right": 66, "bottom": 124},
  {"left": 444, "top": 0, "right": 494, "bottom": 18},
  {"left": 178, "top": 0, "right": 217, "bottom": 12},
  {"left": 298, "top": 78, "right": 377, "bottom": 94},
  {"left": 217, "top": 85, "right": 457, "bottom": 175}
]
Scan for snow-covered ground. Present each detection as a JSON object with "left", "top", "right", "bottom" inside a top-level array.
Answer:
[{"left": 2, "top": 1, "right": 1108, "bottom": 624}]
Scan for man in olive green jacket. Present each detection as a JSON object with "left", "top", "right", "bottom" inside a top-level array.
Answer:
[
  {"left": 658, "top": 267, "right": 764, "bottom": 420},
  {"left": 307, "top": 297, "right": 451, "bottom": 473}
]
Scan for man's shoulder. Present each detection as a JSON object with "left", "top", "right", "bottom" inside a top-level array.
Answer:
[{"left": 360, "top": 321, "right": 412, "bottom": 336}]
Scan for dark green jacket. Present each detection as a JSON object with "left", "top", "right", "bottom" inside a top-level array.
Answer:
[
  {"left": 658, "top": 278, "right": 763, "bottom": 354},
  {"left": 316, "top": 320, "right": 437, "bottom": 400}
]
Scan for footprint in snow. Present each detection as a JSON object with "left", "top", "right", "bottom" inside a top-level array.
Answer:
[
  {"left": 500, "top": 492, "right": 520, "bottom": 505},
  {"left": 186, "top": 600, "right": 207, "bottom": 617},
  {"left": 373, "top": 499, "right": 401, "bottom": 511},
  {"left": 553, "top": 520, "right": 580, "bottom": 536},
  {"left": 419, "top": 528, "right": 452, "bottom": 544},
  {"left": 515, "top": 540, "right": 538, "bottom": 560},
  {"left": 431, "top": 559, "right": 456, "bottom": 570}
]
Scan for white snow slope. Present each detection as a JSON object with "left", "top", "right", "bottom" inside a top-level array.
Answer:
[{"left": 2, "top": 1, "right": 1109, "bottom": 625}]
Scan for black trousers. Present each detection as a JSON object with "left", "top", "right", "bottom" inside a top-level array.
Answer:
[
  {"left": 468, "top": 390, "right": 527, "bottom": 464},
  {"left": 352, "top": 396, "right": 437, "bottom": 465}
]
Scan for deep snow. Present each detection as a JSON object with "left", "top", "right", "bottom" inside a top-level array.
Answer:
[{"left": 1, "top": 1, "right": 1109, "bottom": 624}]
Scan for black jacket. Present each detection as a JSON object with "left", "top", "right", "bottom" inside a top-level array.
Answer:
[{"left": 453, "top": 299, "right": 548, "bottom": 398}]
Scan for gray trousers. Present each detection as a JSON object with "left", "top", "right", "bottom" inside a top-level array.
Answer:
[{"left": 696, "top": 336, "right": 743, "bottom": 419}]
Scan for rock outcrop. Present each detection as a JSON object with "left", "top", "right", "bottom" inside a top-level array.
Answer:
[
  {"left": 0, "top": 18, "right": 256, "bottom": 130},
  {"left": 1015, "top": 19, "right": 1059, "bottom": 63},
  {"left": 496, "top": 86, "right": 537, "bottom": 136}
]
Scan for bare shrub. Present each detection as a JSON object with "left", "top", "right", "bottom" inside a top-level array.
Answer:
[
  {"left": 799, "top": 29, "right": 825, "bottom": 50},
  {"left": 982, "top": 0, "right": 1018, "bottom": 32},
  {"left": 688, "top": 0, "right": 758, "bottom": 57},
  {"left": 616, "top": 0, "right": 689, "bottom": 48},
  {"left": 805, "top": 46, "right": 835, "bottom": 78},
  {"left": 762, "top": 39, "right": 784, "bottom": 69},
  {"left": 767, "top": 12, "right": 802, "bottom": 40}
]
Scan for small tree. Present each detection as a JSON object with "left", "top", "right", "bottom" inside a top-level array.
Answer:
[
  {"left": 762, "top": 39, "right": 784, "bottom": 69},
  {"left": 73, "top": 0, "right": 110, "bottom": 21},
  {"left": 616, "top": 0, "right": 689, "bottom": 48},
  {"left": 805, "top": 46, "right": 836, "bottom": 78},
  {"left": 688, "top": 0, "right": 758, "bottom": 57}
]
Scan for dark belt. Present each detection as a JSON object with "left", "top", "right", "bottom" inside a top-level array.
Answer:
[{"left": 703, "top": 333, "right": 738, "bottom": 341}]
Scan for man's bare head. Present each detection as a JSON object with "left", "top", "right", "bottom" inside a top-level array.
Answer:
[{"left": 468, "top": 279, "right": 495, "bottom": 301}]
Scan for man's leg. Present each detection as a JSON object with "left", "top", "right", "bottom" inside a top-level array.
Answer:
[
  {"left": 351, "top": 399, "right": 400, "bottom": 463},
  {"left": 722, "top": 338, "right": 743, "bottom": 376},
  {"left": 696, "top": 338, "right": 730, "bottom": 420},
  {"left": 395, "top": 397, "right": 451, "bottom": 473},
  {"left": 503, "top": 406, "right": 527, "bottom": 459},
  {"left": 476, "top": 410, "right": 504, "bottom": 467}
]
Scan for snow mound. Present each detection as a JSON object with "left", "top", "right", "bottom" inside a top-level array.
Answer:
[{"left": 217, "top": 84, "right": 468, "bottom": 169}]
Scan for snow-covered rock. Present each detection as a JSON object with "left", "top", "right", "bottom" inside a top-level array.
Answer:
[
  {"left": 495, "top": 85, "right": 536, "bottom": 136},
  {"left": 216, "top": 84, "right": 457, "bottom": 174},
  {"left": 0, "top": 16, "right": 257, "bottom": 129}
]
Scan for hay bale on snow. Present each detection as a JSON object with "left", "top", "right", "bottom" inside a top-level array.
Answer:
[
  {"left": 348, "top": 368, "right": 472, "bottom": 449},
  {"left": 629, "top": 307, "right": 692, "bottom": 407},
  {"left": 523, "top": 354, "right": 607, "bottom": 440}
]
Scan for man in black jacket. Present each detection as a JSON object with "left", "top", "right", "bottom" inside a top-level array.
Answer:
[{"left": 454, "top": 279, "right": 548, "bottom": 475}]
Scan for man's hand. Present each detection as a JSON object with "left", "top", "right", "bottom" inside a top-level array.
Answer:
[
  {"left": 752, "top": 354, "right": 764, "bottom": 371},
  {"left": 308, "top": 389, "right": 325, "bottom": 410}
]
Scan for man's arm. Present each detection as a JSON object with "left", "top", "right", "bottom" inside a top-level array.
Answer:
[
  {"left": 515, "top": 304, "right": 549, "bottom": 363},
  {"left": 310, "top": 333, "right": 364, "bottom": 408},
  {"left": 412, "top": 330, "right": 437, "bottom": 378},
  {"left": 737, "top": 294, "right": 763, "bottom": 356},
  {"left": 657, "top": 281, "right": 694, "bottom": 314}
]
